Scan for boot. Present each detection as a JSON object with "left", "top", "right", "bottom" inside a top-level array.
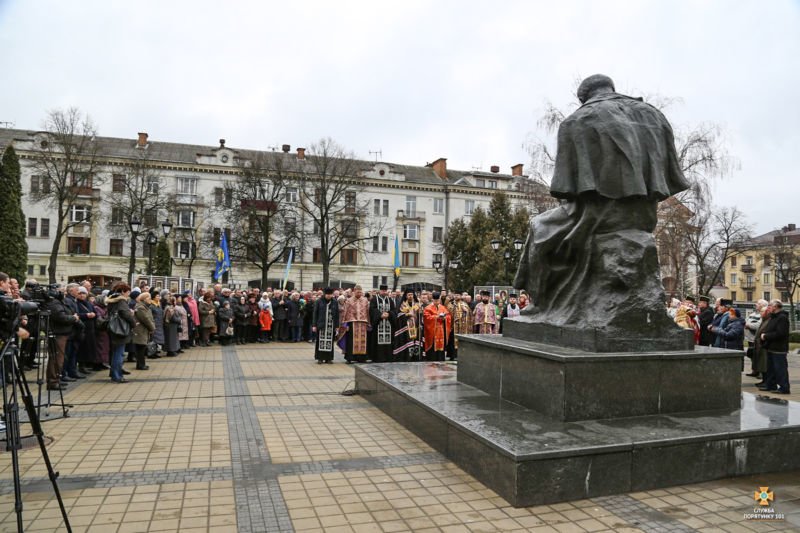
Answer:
[{"left": 135, "top": 351, "right": 149, "bottom": 370}]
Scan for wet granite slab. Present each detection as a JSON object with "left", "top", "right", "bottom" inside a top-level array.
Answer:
[
  {"left": 502, "top": 315, "right": 695, "bottom": 352},
  {"left": 457, "top": 334, "right": 742, "bottom": 421},
  {"left": 355, "top": 362, "right": 800, "bottom": 507}
]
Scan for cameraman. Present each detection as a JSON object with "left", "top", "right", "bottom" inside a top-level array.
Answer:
[
  {"left": 0, "top": 272, "right": 30, "bottom": 343},
  {"left": 19, "top": 279, "right": 41, "bottom": 370},
  {"left": 43, "top": 285, "right": 80, "bottom": 391}
]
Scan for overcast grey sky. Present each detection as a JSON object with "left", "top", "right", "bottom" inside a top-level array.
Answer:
[{"left": 1, "top": 0, "right": 798, "bottom": 233}]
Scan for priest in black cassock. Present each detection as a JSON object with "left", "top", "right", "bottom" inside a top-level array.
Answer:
[
  {"left": 369, "top": 285, "right": 396, "bottom": 362},
  {"left": 313, "top": 288, "right": 339, "bottom": 364}
]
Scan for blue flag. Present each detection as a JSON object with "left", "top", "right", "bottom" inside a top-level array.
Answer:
[
  {"left": 281, "top": 248, "right": 294, "bottom": 290},
  {"left": 393, "top": 235, "right": 401, "bottom": 278},
  {"left": 214, "top": 232, "right": 231, "bottom": 282}
]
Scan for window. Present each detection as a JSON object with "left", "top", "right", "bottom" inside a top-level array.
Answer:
[
  {"left": 730, "top": 291, "right": 737, "bottom": 301},
  {"left": 285, "top": 187, "right": 298, "bottom": 203},
  {"left": 763, "top": 291, "right": 771, "bottom": 301},
  {"left": 745, "top": 256, "right": 754, "bottom": 265},
  {"left": 342, "top": 219, "right": 358, "bottom": 239},
  {"left": 28, "top": 218, "right": 37, "bottom": 237},
  {"left": 730, "top": 273, "right": 737, "bottom": 285},
  {"left": 782, "top": 291, "right": 790, "bottom": 301},
  {"left": 476, "top": 179, "right": 485, "bottom": 188},
  {"left": 402, "top": 252, "right": 418, "bottom": 267},
  {"left": 30, "top": 176, "right": 40, "bottom": 194},
  {"left": 746, "top": 291, "right": 753, "bottom": 302},
  {"left": 763, "top": 273, "right": 771, "bottom": 285},
  {"left": 432, "top": 227, "right": 443, "bottom": 243},
  {"left": 730, "top": 256, "right": 737, "bottom": 267},
  {"left": 313, "top": 220, "right": 320, "bottom": 236},
  {"left": 39, "top": 265, "right": 46, "bottom": 276},
  {"left": 373, "top": 276, "right": 379, "bottom": 289},
  {"left": 285, "top": 217, "right": 297, "bottom": 234},
  {"left": 67, "top": 237, "right": 90, "bottom": 255},
  {"left": 144, "top": 208, "right": 157, "bottom": 227},
  {"left": 433, "top": 198, "right": 444, "bottom": 214},
  {"left": 27, "top": 265, "right": 34, "bottom": 276},
  {"left": 373, "top": 199, "right": 381, "bottom": 215},
  {"left": 174, "top": 241, "right": 195, "bottom": 259},
  {"left": 313, "top": 248, "right": 322, "bottom": 263},
  {"left": 403, "top": 224, "right": 419, "bottom": 240},
  {"left": 112, "top": 174, "right": 126, "bottom": 192},
  {"left": 30, "top": 176, "right": 50, "bottom": 194},
  {"left": 213, "top": 228, "right": 221, "bottom": 247},
  {"left": 178, "top": 177, "right": 197, "bottom": 195},
  {"left": 345, "top": 192, "right": 356, "bottom": 213},
  {"left": 177, "top": 210, "right": 195, "bottom": 228},
  {"left": 214, "top": 187, "right": 223, "bottom": 206},
  {"left": 746, "top": 275, "right": 754, "bottom": 286},
  {"left": 340, "top": 249, "right": 358, "bottom": 265},
  {"left": 405, "top": 196, "right": 416, "bottom": 217},
  {"left": 465, "top": 200, "right": 475, "bottom": 215},
  {"left": 70, "top": 205, "right": 91, "bottom": 223},
  {"left": 40, "top": 219, "right": 49, "bottom": 238},
  {"left": 71, "top": 172, "right": 92, "bottom": 188},
  {"left": 383, "top": 199, "right": 389, "bottom": 217},
  {"left": 283, "top": 247, "right": 297, "bottom": 262},
  {"left": 214, "top": 187, "right": 233, "bottom": 207},
  {"left": 763, "top": 254, "right": 772, "bottom": 266},
  {"left": 111, "top": 207, "right": 125, "bottom": 225},
  {"left": 489, "top": 180, "right": 498, "bottom": 189},
  {"left": 109, "top": 238, "right": 124, "bottom": 256},
  {"left": 372, "top": 236, "right": 389, "bottom": 253},
  {"left": 146, "top": 177, "right": 159, "bottom": 194},
  {"left": 381, "top": 236, "right": 388, "bottom": 252},
  {"left": 433, "top": 253, "right": 443, "bottom": 265}
]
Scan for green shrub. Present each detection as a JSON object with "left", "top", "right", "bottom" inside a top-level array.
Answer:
[{"left": 789, "top": 331, "right": 800, "bottom": 344}]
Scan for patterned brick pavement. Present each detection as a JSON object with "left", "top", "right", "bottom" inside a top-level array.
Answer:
[{"left": 1, "top": 342, "right": 798, "bottom": 532}]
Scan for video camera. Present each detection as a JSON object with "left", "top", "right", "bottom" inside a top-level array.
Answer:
[
  {"left": 0, "top": 294, "right": 39, "bottom": 339},
  {"left": 24, "top": 281, "right": 60, "bottom": 304}
]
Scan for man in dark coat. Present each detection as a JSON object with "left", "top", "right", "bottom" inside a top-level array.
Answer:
[
  {"left": 312, "top": 288, "right": 339, "bottom": 363},
  {"left": 514, "top": 74, "right": 691, "bottom": 342},
  {"left": 369, "top": 285, "right": 396, "bottom": 362},
  {"left": 272, "top": 291, "right": 288, "bottom": 341},
  {"left": 759, "top": 300, "right": 791, "bottom": 394},
  {"left": 696, "top": 296, "right": 715, "bottom": 346},
  {"left": 43, "top": 287, "right": 80, "bottom": 390},
  {"left": 286, "top": 293, "right": 302, "bottom": 342}
]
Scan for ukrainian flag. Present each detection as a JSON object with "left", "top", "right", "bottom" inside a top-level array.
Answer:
[{"left": 393, "top": 235, "right": 401, "bottom": 277}]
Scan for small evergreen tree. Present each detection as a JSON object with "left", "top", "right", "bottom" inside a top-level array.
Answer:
[
  {"left": 153, "top": 239, "right": 172, "bottom": 276},
  {"left": 0, "top": 146, "right": 29, "bottom": 281}
]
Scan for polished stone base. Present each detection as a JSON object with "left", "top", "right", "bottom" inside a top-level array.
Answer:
[
  {"left": 457, "top": 335, "right": 743, "bottom": 421},
  {"left": 355, "top": 362, "right": 800, "bottom": 507},
  {"left": 502, "top": 315, "right": 695, "bottom": 352}
]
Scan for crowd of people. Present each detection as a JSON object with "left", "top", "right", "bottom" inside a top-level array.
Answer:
[{"left": 667, "top": 295, "right": 792, "bottom": 394}]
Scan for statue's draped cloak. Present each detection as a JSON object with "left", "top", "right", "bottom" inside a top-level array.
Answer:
[{"left": 550, "top": 93, "right": 690, "bottom": 201}]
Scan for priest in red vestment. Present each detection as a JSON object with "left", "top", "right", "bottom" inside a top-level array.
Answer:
[{"left": 423, "top": 292, "right": 452, "bottom": 362}]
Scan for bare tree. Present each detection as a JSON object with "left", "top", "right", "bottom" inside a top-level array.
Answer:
[
  {"left": 292, "top": 138, "right": 386, "bottom": 286},
  {"left": 213, "top": 152, "right": 297, "bottom": 288},
  {"left": 687, "top": 207, "right": 751, "bottom": 296},
  {"left": 106, "top": 148, "right": 173, "bottom": 281},
  {"left": 28, "top": 108, "right": 101, "bottom": 283},
  {"left": 770, "top": 229, "right": 800, "bottom": 329}
]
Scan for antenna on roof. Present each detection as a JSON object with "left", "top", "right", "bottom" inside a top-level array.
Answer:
[
  {"left": 0, "top": 121, "right": 15, "bottom": 128},
  {"left": 471, "top": 165, "right": 482, "bottom": 172},
  {"left": 369, "top": 149, "right": 382, "bottom": 162}
]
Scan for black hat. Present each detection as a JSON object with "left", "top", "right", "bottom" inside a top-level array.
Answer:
[
  {"left": 720, "top": 298, "right": 732, "bottom": 307},
  {"left": 698, "top": 295, "right": 711, "bottom": 303},
  {"left": 509, "top": 293, "right": 518, "bottom": 298},
  {"left": 480, "top": 290, "right": 490, "bottom": 296},
  {"left": 379, "top": 284, "right": 388, "bottom": 291},
  {"left": 685, "top": 295, "right": 696, "bottom": 302},
  {"left": 432, "top": 291, "right": 441, "bottom": 300},
  {"left": 324, "top": 287, "right": 334, "bottom": 295}
]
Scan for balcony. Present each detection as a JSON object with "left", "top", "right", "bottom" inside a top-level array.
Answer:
[
  {"left": 402, "top": 240, "right": 418, "bottom": 251},
  {"left": 740, "top": 285, "right": 756, "bottom": 291},
  {"left": 741, "top": 264, "right": 756, "bottom": 273},
  {"left": 397, "top": 209, "right": 426, "bottom": 221},
  {"left": 69, "top": 186, "right": 101, "bottom": 199},
  {"left": 776, "top": 280, "right": 789, "bottom": 290},
  {"left": 176, "top": 193, "right": 204, "bottom": 206}
]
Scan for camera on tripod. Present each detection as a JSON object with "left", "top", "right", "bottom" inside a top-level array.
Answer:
[
  {"left": 24, "top": 281, "right": 59, "bottom": 305},
  {"left": 0, "top": 294, "right": 38, "bottom": 339}
]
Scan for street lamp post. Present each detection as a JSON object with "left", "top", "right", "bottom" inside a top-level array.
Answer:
[
  {"left": 128, "top": 218, "right": 142, "bottom": 285},
  {"left": 491, "top": 238, "right": 524, "bottom": 283},
  {"left": 146, "top": 231, "right": 158, "bottom": 275}
]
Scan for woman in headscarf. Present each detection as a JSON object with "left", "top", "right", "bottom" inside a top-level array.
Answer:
[
  {"left": 132, "top": 292, "right": 155, "bottom": 370},
  {"left": 163, "top": 295, "right": 181, "bottom": 356},
  {"left": 174, "top": 294, "right": 190, "bottom": 351},
  {"left": 149, "top": 291, "right": 165, "bottom": 358}
]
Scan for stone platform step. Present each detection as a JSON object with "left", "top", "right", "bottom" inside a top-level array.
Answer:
[{"left": 355, "top": 362, "right": 800, "bottom": 507}]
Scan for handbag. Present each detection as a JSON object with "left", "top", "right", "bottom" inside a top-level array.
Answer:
[
  {"left": 146, "top": 340, "right": 159, "bottom": 357},
  {"left": 108, "top": 311, "right": 131, "bottom": 338},
  {"left": 225, "top": 325, "right": 234, "bottom": 336}
]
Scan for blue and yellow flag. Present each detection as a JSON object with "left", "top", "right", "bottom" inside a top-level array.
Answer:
[
  {"left": 214, "top": 232, "right": 231, "bottom": 282},
  {"left": 393, "top": 235, "right": 401, "bottom": 277}
]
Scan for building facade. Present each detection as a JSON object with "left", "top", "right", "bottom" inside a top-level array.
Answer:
[{"left": 2, "top": 128, "right": 549, "bottom": 291}]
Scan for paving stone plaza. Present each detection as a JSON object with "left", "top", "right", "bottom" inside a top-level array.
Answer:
[{"left": 1, "top": 343, "right": 798, "bottom": 532}]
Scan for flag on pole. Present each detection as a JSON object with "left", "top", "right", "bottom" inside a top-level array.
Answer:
[
  {"left": 393, "top": 235, "right": 401, "bottom": 277},
  {"left": 281, "top": 248, "right": 294, "bottom": 290},
  {"left": 214, "top": 232, "right": 231, "bottom": 282}
]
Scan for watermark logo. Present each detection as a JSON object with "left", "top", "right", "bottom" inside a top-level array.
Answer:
[
  {"left": 754, "top": 487, "right": 774, "bottom": 506},
  {"left": 744, "top": 486, "right": 784, "bottom": 522}
]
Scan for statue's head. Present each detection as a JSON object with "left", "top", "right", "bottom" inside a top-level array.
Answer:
[{"left": 577, "top": 74, "right": 615, "bottom": 103}]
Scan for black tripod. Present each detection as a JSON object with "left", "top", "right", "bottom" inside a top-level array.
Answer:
[
  {"left": 29, "top": 311, "right": 71, "bottom": 420},
  {"left": 2, "top": 330, "right": 72, "bottom": 532}
]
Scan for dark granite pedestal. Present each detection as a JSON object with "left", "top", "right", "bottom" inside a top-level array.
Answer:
[{"left": 355, "top": 362, "right": 800, "bottom": 507}]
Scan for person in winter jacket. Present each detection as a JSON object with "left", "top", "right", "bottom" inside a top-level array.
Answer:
[
  {"left": 149, "top": 291, "right": 165, "bottom": 357},
  {"left": 43, "top": 287, "right": 81, "bottom": 390},
  {"left": 710, "top": 307, "right": 745, "bottom": 351},
  {"left": 132, "top": 292, "right": 156, "bottom": 370},
  {"left": 258, "top": 293, "right": 273, "bottom": 342},
  {"left": 105, "top": 284, "right": 136, "bottom": 383},
  {"left": 759, "top": 300, "right": 791, "bottom": 394},
  {"left": 232, "top": 296, "right": 249, "bottom": 345}
]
